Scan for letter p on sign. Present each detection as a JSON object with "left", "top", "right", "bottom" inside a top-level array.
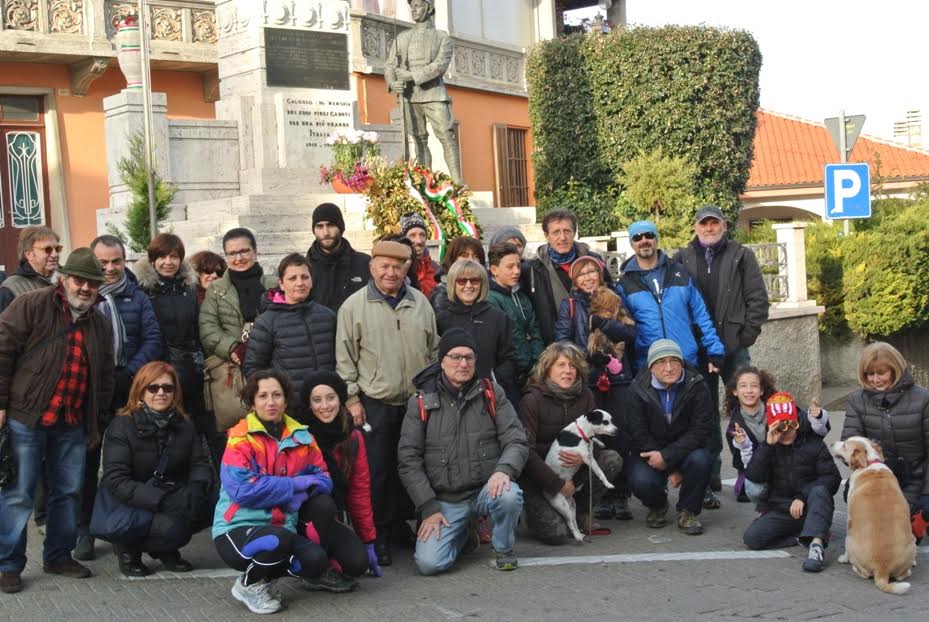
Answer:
[{"left": 824, "top": 163, "right": 871, "bottom": 220}]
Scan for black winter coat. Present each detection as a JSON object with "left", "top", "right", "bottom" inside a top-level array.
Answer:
[
  {"left": 744, "top": 430, "right": 841, "bottom": 514},
  {"left": 435, "top": 300, "right": 515, "bottom": 390},
  {"left": 101, "top": 410, "right": 213, "bottom": 513},
  {"left": 626, "top": 365, "right": 715, "bottom": 471},
  {"left": 306, "top": 239, "right": 371, "bottom": 312},
  {"left": 842, "top": 369, "right": 929, "bottom": 505},
  {"left": 243, "top": 291, "right": 337, "bottom": 398}
]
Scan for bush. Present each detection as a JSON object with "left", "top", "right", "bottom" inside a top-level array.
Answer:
[
  {"left": 804, "top": 221, "right": 848, "bottom": 337},
  {"left": 527, "top": 26, "right": 761, "bottom": 233},
  {"left": 536, "top": 180, "right": 621, "bottom": 237}
]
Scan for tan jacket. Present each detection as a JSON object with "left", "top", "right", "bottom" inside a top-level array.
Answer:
[{"left": 336, "top": 282, "right": 438, "bottom": 405}]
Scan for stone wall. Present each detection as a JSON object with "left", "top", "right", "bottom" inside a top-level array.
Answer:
[{"left": 750, "top": 305, "right": 825, "bottom": 404}]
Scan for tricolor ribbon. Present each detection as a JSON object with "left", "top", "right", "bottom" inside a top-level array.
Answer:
[{"left": 404, "top": 170, "right": 446, "bottom": 258}]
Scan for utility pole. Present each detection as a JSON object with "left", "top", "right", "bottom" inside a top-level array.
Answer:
[{"left": 137, "top": 0, "right": 158, "bottom": 240}]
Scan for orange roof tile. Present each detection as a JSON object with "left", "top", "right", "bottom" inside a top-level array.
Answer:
[{"left": 747, "top": 110, "right": 929, "bottom": 189}]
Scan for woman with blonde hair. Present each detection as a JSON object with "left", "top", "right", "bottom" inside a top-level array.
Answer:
[
  {"left": 517, "top": 342, "right": 623, "bottom": 544},
  {"left": 841, "top": 341, "right": 929, "bottom": 540},
  {"left": 100, "top": 361, "right": 214, "bottom": 576},
  {"left": 435, "top": 259, "right": 515, "bottom": 394}
]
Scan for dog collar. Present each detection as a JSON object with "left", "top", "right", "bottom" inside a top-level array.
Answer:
[
  {"left": 867, "top": 459, "right": 882, "bottom": 465},
  {"left": 575, "top": 422, "right": 590, "bottom": 443}
]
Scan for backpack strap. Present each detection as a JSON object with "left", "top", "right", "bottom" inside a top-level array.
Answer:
[
  {"left": 481, "top": 378, "right": 496, "bottom": 420},
  {"left": 418, "top": 392, "right": 428, "bottom": 423},
  {"left": 567, "top": 296, "right": 575, "bottom": 320}
]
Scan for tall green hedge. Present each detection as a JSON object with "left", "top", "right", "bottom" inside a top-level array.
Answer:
[{"left": 527, "top": 26, "right": 761, "bottom": 231}]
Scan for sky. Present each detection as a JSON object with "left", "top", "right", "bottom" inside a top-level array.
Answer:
[{"left": 567, "top": 0, "right": 928, "bottom": 144}]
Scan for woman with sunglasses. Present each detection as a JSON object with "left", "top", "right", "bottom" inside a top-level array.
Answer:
[
  {"left": 434, "top": 259, "right": 516, "bottom": 396},
  {"left": 100, "top": 361, "right": 214, "bottom": 577},
  {"left": 428, "top": 236, "right": 486, "bottom": 315},
  {"left": 742, "top": 392, "right": 841, "bottom": 573},
  {"left": 188, "top": 250, "right": 227, "bottom": 305}
]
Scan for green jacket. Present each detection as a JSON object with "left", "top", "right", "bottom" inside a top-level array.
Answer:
[
  {"left": 199, "top": 270, "right": 278, "bottom": 361},
  {"left": 336, "top": 281, "right": 438, "bottom": 406},
  {"left": 487, "top": 280, "right": 543, "bottom": 379}
]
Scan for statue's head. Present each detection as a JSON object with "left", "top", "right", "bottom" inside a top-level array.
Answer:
[{"left": 408, "top": 0, "right": 435, "bottom": 22}]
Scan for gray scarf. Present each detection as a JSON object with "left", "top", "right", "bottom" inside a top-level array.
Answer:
[
  {"left": 99, "top": 272, "right": 129, "bottom": 368},
  {"left": 544, "top": 377, "right": 583, "bottom": 403},
  {"left": 740, "top": 406, "right": 766, "bottom": 443}
]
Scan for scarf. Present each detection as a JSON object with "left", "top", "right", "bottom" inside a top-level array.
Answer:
[
  {"left": 698, "top": 238, "right": 726, "bottom": 274},
  {"left": 305, "top": 413, "right": 351, "bottom": 510},
  {"left": 99, "top": 271, "right": 129, "bottom": 368},
  {"left": 739, "top": 405, "right": 766, "bottom": 443},
  {"left": 229, "top": 263, "right": 266, "bottom": 322},
  {"left": 548, "top": 245, "right": 578, "bottom": 265},
  {"left": 544, "top": 377, "right": 583, "bottom": 403}
]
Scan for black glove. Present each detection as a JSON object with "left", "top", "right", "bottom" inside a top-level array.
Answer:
[{"left": 589, "top": 315, "right": 607, "bottom": 330}]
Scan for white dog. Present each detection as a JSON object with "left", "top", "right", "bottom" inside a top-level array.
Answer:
[
  {"left": 830, "top": 437, "right": 917, "bottom": 595},
  {"left": 543, "top": 409, "right": 618, "bottom": 542}
]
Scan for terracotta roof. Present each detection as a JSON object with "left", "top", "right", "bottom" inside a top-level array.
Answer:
[{"left": 747, "top": 110, "right": 929, "bottom": 189}]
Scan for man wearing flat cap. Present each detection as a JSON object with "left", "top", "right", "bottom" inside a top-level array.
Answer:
[
  {"left": 336, "top": 240, "right": 439, "bottom": 566},
  {"left": 0, "top": 248, "right": 115, "bottom": 593}
]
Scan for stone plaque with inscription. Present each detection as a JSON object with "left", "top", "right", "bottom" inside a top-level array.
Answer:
[
  {"left": 265, "top": 27, "right": 350, "bottom": 91},
  {"left": 277, "top": 92, "right": 356, "bottom": 172}
]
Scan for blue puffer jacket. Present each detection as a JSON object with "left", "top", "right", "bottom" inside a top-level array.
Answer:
[
  {"left": 113, "top": 269, "right": 162, "bottom": 375},
  {"left": 616, "top": 252, "right": 724, "bottom": 372}
]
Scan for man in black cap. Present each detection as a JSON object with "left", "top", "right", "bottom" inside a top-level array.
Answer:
[
  {"left": 398, "top": 328, "right": 528, "bottom": 575},
  {"left": 306, "top": 203, "right": 371, "bottom": 312},
  {"left": 674, "top": 205, "right": 769, "bottom": 502},
  {"left": 0, "top": 248, "right": 114, "bottom": 593}
]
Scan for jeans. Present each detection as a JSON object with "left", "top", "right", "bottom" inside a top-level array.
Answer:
[
  {"left": 743, "top": 485, "right": 835, "bottom": 549},
  {"left": 626, "top": 448, "right": 713, "bottom": 515},
  {"left": 0, "top": 419, "right": 86, "bottom": 572},
  {"left": 414, "top": 481, "right": 523, "bottom": 576},
  {"left": 744, "top": 479, "right": 768, "bottom": 504}
]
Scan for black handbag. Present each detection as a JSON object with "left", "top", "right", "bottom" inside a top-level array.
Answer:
[
  {"left": 0, "top": 423, "right": 16, "bottom": 490},
  {"left": 89, "top": 433, "right": 174, "bottom": 544}
]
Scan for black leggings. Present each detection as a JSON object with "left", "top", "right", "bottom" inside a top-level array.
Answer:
[
  {"left": 298, "top": 494, "right": 368, "bottom": 577},
  {"left": 214, "top": 495, "right": 334, "bottom": 585}
]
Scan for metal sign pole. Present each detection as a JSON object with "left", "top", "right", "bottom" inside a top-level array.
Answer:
[
  {"left": 839, "top": 110, "right": 849, "bottom": 235},
  {"left": 138, "top": 0, "right": 158, "bottom": 239}
]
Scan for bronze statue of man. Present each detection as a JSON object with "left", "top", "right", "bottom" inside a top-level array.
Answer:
[{"left": 385, "top": 0, "right": 462, "bottom": 182}]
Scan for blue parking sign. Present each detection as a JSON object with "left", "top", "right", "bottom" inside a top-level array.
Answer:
[{"left": 824, "top": 163, "right": 871, "bottom": 219}]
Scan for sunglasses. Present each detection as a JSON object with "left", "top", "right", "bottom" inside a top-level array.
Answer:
[
  {"left": 145, "top": 383, "right": 175, "bottom": 395},
  {"left": 34, "top": 244, "right": 63, "bottom": 254},
  {"left": 69, "top": 276, "right": 102, "bottom": 288},
  {"left": 455, "top": 277, "right": 481, "bottom": 286},
  {"left": 631, "top": 232, "right": 657, "bottom": 243},
  {"left": 771, "top": 419, "right": 799, "bottom": 432}
]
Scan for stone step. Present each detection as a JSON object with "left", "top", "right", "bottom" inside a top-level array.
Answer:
[
  {"left": 183, "top": 193, "right": 368, "bottom": 222},
  {"left": 472, "top": 206, "right": 537, "bottom": 226}
]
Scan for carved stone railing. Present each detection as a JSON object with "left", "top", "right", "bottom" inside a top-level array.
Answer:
[
  {"left": 103, "top": 0, "right": 216, "bottom": 44},
  {"left": 350, "top": 10, "right": 527, "bottom": 98}
]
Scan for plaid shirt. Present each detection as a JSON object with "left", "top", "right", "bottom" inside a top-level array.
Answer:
[{"left": 39, "top": 288, "right": 88, "bottom": 427}]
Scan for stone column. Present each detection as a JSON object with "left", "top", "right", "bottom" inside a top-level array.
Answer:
[{"left": 773, "top": 221, "right": 810, "bottom": 304}]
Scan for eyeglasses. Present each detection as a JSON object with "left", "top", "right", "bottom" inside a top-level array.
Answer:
[
  {"left": 225, "top": 249, "right": 253, "bottom": 259},
  {"left": 69, "top": 276, "right": 102, "bottom": 289},
  {"left": 34, "top": 244, "right": 63, "bottom": 254},
  {"left": 575, "top": 269, "right": 600, "bottom": 280},
  {"left": 455, "top": 277, "right": 481, "bottom": 286},
  {"left": 445, "top": 353, "right": 476, "bottom": 364},
  {"left": 771, "top": 419, "right": 799, "bottom": 432},
  {"left": 145, "top": 383, "right": 175, "bottom": 395},
  {"left": 631, "top": 232, "right": 657, "bottom": 243}
]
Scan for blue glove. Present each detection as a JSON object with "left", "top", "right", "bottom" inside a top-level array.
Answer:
[
  {"left": 305, "top": 474, "right": 333, "bottom": 498},
  {"left": 365, "top": 543, "right": 383, "bottom": 577},
  {"left": 284, "top": 490, "right": 308, "bottom": 513},
  {"left": 291, "top": 475, "right": 318, "bottom": 491}
]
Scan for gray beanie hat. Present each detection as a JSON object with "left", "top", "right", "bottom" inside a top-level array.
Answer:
[
  {"left": 647, "top": 339, "right": 684, "bottom": 369},
  {"left": 489, "top": 226, "right": 527, "bottom": 249}
]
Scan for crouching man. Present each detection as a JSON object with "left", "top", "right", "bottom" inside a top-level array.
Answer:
[{"left": 398, "top": 328, "right": 528, "bottom": 574}]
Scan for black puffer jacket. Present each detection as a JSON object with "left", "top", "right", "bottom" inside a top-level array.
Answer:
[
  {"left": 625, "top": 365, "right": 715, "bottom": 471},
  {"left": 101, "top": 410, "right": 213, "bottom": 512},
  {"left": 306, "top": 238, "right": 371, "bottom": 312},
  {"left": 435, "top": 299, "right": 515, "bottom": 390},
  {"left": 243, "top": 291, "right": 337, "bottom": 397},
  {"left": 842, "top": 369, "right": 929, "bottom": 504},
  {"left": 744, "top": 430, "right": 841, "bottom": 514}
]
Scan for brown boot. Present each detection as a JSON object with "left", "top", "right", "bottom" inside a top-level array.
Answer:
[
  {"left": 0, "top": 571, "right": 23, "bottom": 593},
  {"left": 43, "top": 556, "right": 92, "bottom": 578}
]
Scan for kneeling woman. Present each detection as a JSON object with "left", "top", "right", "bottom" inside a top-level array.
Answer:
[
  {"left": 298, "top": 371, "right": 382, "bottom": 592},
  {"left": 212, "top": 369, "right": 339, "bottom": 615},
  {"left": 101, "top": 361, "right": 214, "bottom": 576}
]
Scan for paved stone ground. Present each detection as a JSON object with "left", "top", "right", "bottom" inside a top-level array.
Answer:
[{"left": 3, "top": 409, "right": 927, "bottom": 622}]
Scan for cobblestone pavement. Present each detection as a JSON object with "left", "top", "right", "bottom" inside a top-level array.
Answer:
[{"left": 3, "top": 411, "right": 927, "bottom": 622}]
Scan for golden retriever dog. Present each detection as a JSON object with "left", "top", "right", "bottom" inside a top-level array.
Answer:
[{"left": 830, "top": 437, "right": 917, "bottom": 595}]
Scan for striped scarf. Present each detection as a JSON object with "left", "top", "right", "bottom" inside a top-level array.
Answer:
[{"left": 99, "top": 272, "right": 129, "bottom": 368}]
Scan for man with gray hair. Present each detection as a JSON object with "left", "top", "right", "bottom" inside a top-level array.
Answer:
[
  {"left": 0, "top": 226, "right": 61, "bottom": 313},
  {"left": 385, "top": 0, "right": 461, "bottom": 182}
]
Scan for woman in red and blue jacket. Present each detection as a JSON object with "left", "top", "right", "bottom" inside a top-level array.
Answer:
[
  {"left": 212, "top": 369, "right": 336, "bottom": 615},
  {"left": 298, "top": 371, "right": 382, "bottom": 591}
]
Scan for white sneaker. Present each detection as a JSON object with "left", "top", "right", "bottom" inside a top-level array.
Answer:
[{"left": 231, "top": 575, "right": 283, "bottom": 614}]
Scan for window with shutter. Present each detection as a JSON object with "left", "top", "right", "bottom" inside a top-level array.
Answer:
[{"left": 492, "top": 124, "right": 529, "bottom": 207}]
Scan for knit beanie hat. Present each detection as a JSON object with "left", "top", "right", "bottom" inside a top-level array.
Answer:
[
  {"left": 300, "top": 370, "right": 349, "bottom": 407},
  {"left": 312, "top": 203, "right": 345, "bottom": 232},
  {"left": 489, "top": 226, "right": 527, "bottom": 249},
  {"left": 765, "top": 392, "right": 798, "bottom": 427},
  {"left": 438, "top": 327, "right": 477, "bottom": 361},
  {"left": 570, "top": 255, "right": 603, "bottom": 282},
  {"left": 399, "top": 212, "right": 428, "bottom": 237},
  {"left": 647, "top": 339, "right": 683, "bottom": 369}
]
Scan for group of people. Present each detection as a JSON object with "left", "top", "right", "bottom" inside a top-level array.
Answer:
[{"left": 1, "top": 203, "right": 927, "bottom": 614}]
